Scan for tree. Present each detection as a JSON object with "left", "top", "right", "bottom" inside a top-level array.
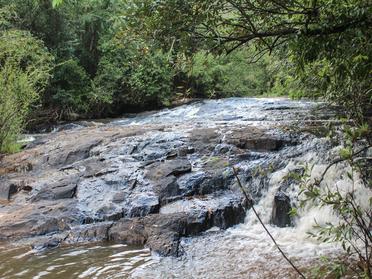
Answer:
[
  {"left": 130, "top": 0, "right": 371, "bottom": 117},
  {"left": 0, "top": 27, "right": 53, "bottom": 152}
]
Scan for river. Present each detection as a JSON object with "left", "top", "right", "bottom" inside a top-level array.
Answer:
[{"left": 1, "top": 98, "right": 366, "bottom": 278}]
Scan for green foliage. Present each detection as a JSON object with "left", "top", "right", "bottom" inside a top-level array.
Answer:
[
  {"left": 0, "top": 28, "right": 53, "bottom": 153},
  {"left": 298, "top": 123, "right": 371, "bottom": 278},
  {"left": 52, "top": 0, "right": 63, "bottom": 8},
  {"left": 138, "top": 0, "right": 372, "bottom": 116},
  {"left": 0, "top": 0, "right": 283, "bottom": 121},
  {"left": 0, "top": 29, "right": 53, "bottom": 89},
  {"left": 0, "top": 0, "right": 370, "bottom": 153},
  {"left": 0, "top": 4, "right": 17, "bottom": 30},
  {"left": 0, "top": 64, "right": 34, "bottom": 152},
  {"left": 266, "top": 57, "right": 306, "bottom": 98},
  {"left": 96, "top": 36, "right": 174, "bottom": 111},
  {"left": 309, "top": 256, "right": 347, "bottom": 279},
  {"left": 50, "top": 59, "right": 94, "bottom": 116},
  {"left": 189, "top": 49, "right": 271, "bottom": 98}
]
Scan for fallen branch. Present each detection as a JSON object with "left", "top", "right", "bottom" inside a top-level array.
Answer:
[{"left": 232, "top": 167, "right": 306, "bottom": 279}]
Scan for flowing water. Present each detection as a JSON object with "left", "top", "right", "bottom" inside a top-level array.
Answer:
[
  {"left": 2, "top": 98, "right": 366, "bottom": 278},
  {"left": 0, "top": 243, "right": 152, "bottom": 278}
]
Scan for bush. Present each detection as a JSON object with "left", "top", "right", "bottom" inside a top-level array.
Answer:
[
  {"left": 0, "top": 29, "right": 53, "bottom": 153},
  {"left": 188, "top": 49, "right": 271, "bottom": 98},
  {"left": 49, "top": 59, "right": 95, "bottom": 116},
  {"left": 0, "top": 64, "right": 36, "bottom": 152},
  {"left": 95, "top": 38, "right": 174, "bottom": 112},
  {"left": 0, "top": 30, "right": 53, "bottom": 88}
]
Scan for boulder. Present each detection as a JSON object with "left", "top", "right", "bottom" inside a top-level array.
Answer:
[
  {"left": 127, "top": 193, "right": 160, "bottom": 217},
  {"left": 177, "top": 171, "right": 206, "bottom": 196},
  {"left": 109, "top": 218, "right": 147, "bottom": 245},
  {"left": 145, "top": 159, "right": 192, "bottom": 180},
  {"left": 109, "top": 192, "right": 249, "bottom": 256},
  {"left": 31, "top": 238, "right": 61, "bottom": 252},
  {"left": 64, "top": 222, "right": 114, "bottom": 243},
  {"left": 31, "top": 183, "right": 77, "bottom": 202},
  {"left": 153, "top": 176, "right": 180, "bottom": 204},
  {"left": 0, "top": 181, "right": 17, "bottom": 201},
  {"left": 271, "top": 191, "right": 292, "bottom": 227},
  {"left": 48, "top": 138, "right": 102, "bottom": 166}
]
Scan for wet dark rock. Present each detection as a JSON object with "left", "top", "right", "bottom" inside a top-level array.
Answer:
[
  {"left": 31, "top": 177, "right": 78, "bottom": 202},
  {"left": 236, "top": 152, "right": 265, "bottom": 161},
  {"left": 112, "top": 192, "right": 126, "bottom": 203},
  {"left": 177, "top": 171, "right": 207, "bottom": 196},
  {"left": 0, "top": 98, "right": 329, "bottom": 256},
  {"left": 152, "top": 176, "right": 179, "bottom": 205},
  {"left": 108, "top": 192, "right": 248, "bottom": 256},
  {"left": 243, "top": 138, "right": 289, "bottom": 151},
  {"left": 213, "top": 143, "right": 237, "bottom": 155},
  {"left": 271, "top": 191, "right": 292, "bottom": 227},
  {"left": 25, "top": 137, "right": 49, "bottom": 149},
  {"left": 49, "top": 138, "right": 102, "bottom": 166},
  {"left": 177, "top": 146, "right": 195, "bottom": 157},
  {"left": 127, "top": 193, "right": 160, "bottom": 217},
  {"left": 31, "top": 184, "right": 77, "bottom": 201},
  {"left": 190, "top": 128, "right": 220, "bottom": 152},
  {"left": 146, "top": 230, "right": 181, "bottom": 256},
  {"left": 0, "top": 215, "right": 71, "bottom": 240},
  {"left": 32, "top": 238, "right": 61, "bottom": 252},
  {"left": 203, "top": 157, "right": 230, "bottom": 171},
  {"left": 65, "top": 222, "right": 113, "bottom": 243},
  {"left": 212, "top": 202, "right": 248, "bottom": 229},
  {"left": 109, "top": 218, "right": 147, "bottom": 245},
  {"left": 54, "top": 123, "right": 83, "bottom": 132},
  {"left": 198, "top": 172, "right": 232, "bottom": 195},
  {"left": 95, "top": 205, "right": 123, "bottom": 221},
  {"left": 225, "top": 127, "right": 294, "bottom": 152},
  {"left": 145, "top": 159, "right": 192, "bottom": 180},
  {"left": 0, "top": 181, "right": 18, "bottom": 201}
]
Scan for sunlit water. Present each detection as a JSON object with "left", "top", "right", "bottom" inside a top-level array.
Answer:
[
  {"left": 3, "top": 98, "right": 362, "bottom": 278},
  {"left": 0, "top": 243, "right": 152, "bottom": 279}
]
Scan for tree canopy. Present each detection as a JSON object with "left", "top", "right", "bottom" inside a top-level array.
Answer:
[{"left": 0, "top": 0, "right": 370, "bottom": 152}]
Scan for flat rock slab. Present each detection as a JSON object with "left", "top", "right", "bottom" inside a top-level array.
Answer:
[
  {"left": 0, "top": 100, "right": 315, "bottom": 256},
  {"left": 108, "top": 192, "right": 248, "bottom": 256},
  {"left": 0, "top": 181, "right": 17, "bottom": 201}
]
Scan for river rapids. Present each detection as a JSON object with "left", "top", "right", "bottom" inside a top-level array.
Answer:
[{"left": 1, "top": 98, "right": 369, "bottom": 278}]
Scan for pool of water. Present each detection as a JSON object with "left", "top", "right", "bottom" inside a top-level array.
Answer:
[{"left": 0, "top": 243, "right": 152, "bottom": 279}]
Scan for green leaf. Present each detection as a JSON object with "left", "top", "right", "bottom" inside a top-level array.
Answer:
[
  {"left": 339, "top": 147, "right": 352, "bottom": 160},
  {"left": 52, "top": 0, "right": 63, "bottom": 8}
]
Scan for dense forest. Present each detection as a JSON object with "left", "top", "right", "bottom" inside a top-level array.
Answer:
[
  {"left": 0, "top": 0, "right": 281, "bottom": 143},
  {"left": 0, "top": 0, "right": 370, "bottom": 149},
  {"left": 1, "top": 0, "right": 370, "bottom": 153}
]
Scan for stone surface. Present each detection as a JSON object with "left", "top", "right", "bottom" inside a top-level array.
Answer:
[
  {"left": 108, "top": 193, "right": 248, "bottom": 257},
  {"left": 0, "top": 98, "right": 329, "bottom": 256},
  {"left": 0, "top": 181, "right": 17, "bottom": 201},
  {"left": 271, "top": 191, "right": 292, "bottom": 227}
]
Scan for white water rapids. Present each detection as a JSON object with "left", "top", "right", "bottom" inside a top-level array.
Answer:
[{"left": 132, "top": 145, "right": 369, "bottom": 279}]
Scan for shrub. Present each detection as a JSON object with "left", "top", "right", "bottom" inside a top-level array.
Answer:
[
  {"left": 0, "top": 29, "right": 53, "bottom": 153},
  {"left": 189, "top": 49, "right": 271, "bottom": 98},
  {"left": 95, "top": 38, "right": 174, "bottom": 112},
  {"left": 0, "top": 64, "right": 36, "bottom": 152},
  {"left": 49, "top": 59, "right": 94, "bottom": 116}
]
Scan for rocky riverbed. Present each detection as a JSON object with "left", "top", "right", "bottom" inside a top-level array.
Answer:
[{"left": 1, "top": 97, "right": 349, "bottom": 278}]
